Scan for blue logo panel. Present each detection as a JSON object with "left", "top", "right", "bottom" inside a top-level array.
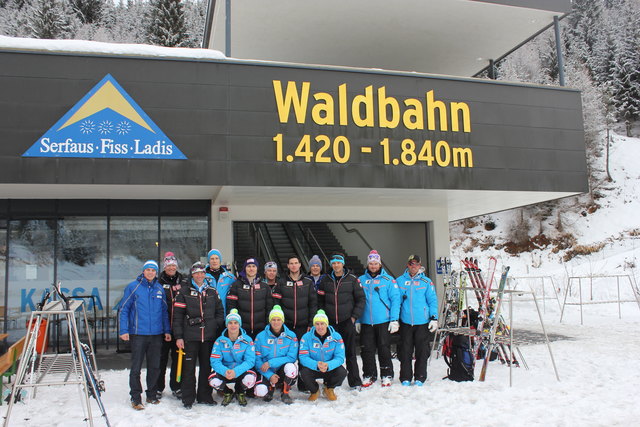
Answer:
[{"left": 23, "top": 74, "right": 186, "bottom": 159}]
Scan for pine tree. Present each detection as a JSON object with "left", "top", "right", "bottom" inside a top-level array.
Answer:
[
  {"left": 28, "top": 0, "right": 76, "bottom": 39},
  {"left": 147, "top": 0, "right": 192, "bottom": 47},
  {"left": 69, "top": 0, "right": 105, "bottom": 24},
  {"left": 565, "top": 0, "right": 605, "bottom": 79}
]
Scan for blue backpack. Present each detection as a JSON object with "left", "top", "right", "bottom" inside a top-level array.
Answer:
[{"left": 443, "top": 333, "right": 474, "bottom": 382}]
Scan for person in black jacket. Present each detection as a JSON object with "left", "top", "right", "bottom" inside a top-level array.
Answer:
[
  {"left": 272, "top": 256, "right": 317, "bottom": 340},
  {"left": 226, "top": 257, "right": 274, "bottom": 339},
  {"left": 173, "top": 262, "right": 225, "bottom": 409},
  {"left": 317, "top": 253, "right": 365, "bottom": 388},
  {"left": 155, "top": 252, "right": 184, "bottom": 400}
]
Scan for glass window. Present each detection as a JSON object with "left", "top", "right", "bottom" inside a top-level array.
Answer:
[
  {"left": 7, "top": 220, "right": 55, "bottom": 342},
  {"left": 160, "top": 216, "right": 209, "bottom": 274}
]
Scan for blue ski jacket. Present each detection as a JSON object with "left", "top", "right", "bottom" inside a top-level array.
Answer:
[
  {"left": 210, "top": 328, "right": 256, "bottom": 377},
  {"left": 396, "top": 269, "right": 439, "bottom": 326},
  {"left": 298, "top": 326, "right": 345, "bottom": 372},
  {"left": 119, "top": 274, "right": 170, "bottom": 336},
  {"left": 358, "top": 268, "right": 400, "bottom": 325},
  {"left": 206, "top": 268, "right": 236, "bottom": 315},
  {"left": 254, "top": 324, "right": 299, "bottom": 381}
]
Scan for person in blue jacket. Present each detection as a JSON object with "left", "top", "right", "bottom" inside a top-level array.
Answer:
[
  {"left": 357, "top": 250, "right": 400, "bottom": 387},
  {"left": 119, "top": 260, "right": 172, "bottom": 410},
  {"left": 205, "top": 248, "right": 236, "bottom": 315},
  {"left": 396, "top": 255, "right": 438, "bottom": 387},
  {"left": 253, "top": 305, "right": 299, "bottom": 404},
  {"left": 208, "top": 309, "right": 259, "bottom": 407},
  {"left": 298, "top": 310, "right": 347, "bottom": 402}
]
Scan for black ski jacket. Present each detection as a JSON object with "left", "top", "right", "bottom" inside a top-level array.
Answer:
[
  {"left": 272, "top": 274, "right": 318, "bottom": 330},
  {"left": 226, "top": 275, "right": 274, "bottom": 338},
  {"left": 317, "top": 269, "right": 365, "bottom": 324},
  {"left": 173, "top": 277, "right": 224, "bottom": 342}
]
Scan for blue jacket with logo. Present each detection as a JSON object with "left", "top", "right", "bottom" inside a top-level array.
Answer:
[
  {"left": 206, "top": 267, "right": 236, "bottom": 315},
  {"left": 210, "top": 328, "right": 256, "bottom": 377},
  {"left": 298, "top": 326, "right": 345, "bottom": 372},
  {"left": 254, "top": 324, "right": 299, "bottom": 380},
  {"left": 119, "top": 274, "right": 170, "bottom": 336},
  {"left": 396, "top": 269, "right": 439, "bottom": 326},
  {"left": 358, "top": 268, "right": 400, "bottom": 325}
]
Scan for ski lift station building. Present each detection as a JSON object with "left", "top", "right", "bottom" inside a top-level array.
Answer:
[{"left": 0, "top": 0, "right": 585, "bottom": 345}]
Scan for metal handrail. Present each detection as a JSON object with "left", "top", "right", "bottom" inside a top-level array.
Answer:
[
  {"left": 251, "top": 223, "right": 274, "bottom": 263},
  {"left": 339, "top": 223, "right": 395, "bottom": 278},
  {"left": 304, "top": 227, "right": 330, "bottom": 268}
]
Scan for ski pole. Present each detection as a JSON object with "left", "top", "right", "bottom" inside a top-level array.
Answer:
[{"left": 176, "top": 348, "right": 185, "bottom": 382}]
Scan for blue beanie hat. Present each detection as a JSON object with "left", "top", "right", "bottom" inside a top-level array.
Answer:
[
  {"left": 309, "top": 255, "right": 322, "bottom": 267},
  {"left": 207, "top": 249, "right": 222, "bottom": 262},
  {"left": 142, "top": 260, "right": 159, "bottom": 272},
  {"left": 243, "top": 258, "right": 259, "bottom": 270},
  {"left": 226, "top": 308, "right": 242, "bottom": 326}
]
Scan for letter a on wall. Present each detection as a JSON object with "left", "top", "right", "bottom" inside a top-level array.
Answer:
[{"left": 23, "top": 74, "right": 187, "bottom": 159}]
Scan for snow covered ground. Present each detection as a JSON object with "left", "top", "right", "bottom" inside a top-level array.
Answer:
[{"left": 3, "top": 298, "right": 639, "bottom": 426}]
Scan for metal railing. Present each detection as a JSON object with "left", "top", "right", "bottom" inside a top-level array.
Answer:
[{"left": 340, "top": 224, "right": 395, "bottom": 277}]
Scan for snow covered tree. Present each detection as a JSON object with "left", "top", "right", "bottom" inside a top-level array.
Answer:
[
  {"left": 27, "top": 0, "right": 77, "bottom": 39},
  {"left": 183, "top": 0, "right": 207, "bottom": 47},
  {"left": 565, "top": 0, "right": 605, "bottom": 80},
  {"left": 68, "top": 0, "right": 105, "bottom": 24},
  {"left": 147, "top": 0, "right": 193, "bottom": 47}
]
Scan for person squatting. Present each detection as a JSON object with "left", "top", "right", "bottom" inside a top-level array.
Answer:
[{"left": 119, "top": 249, "right": 438, "bottom": 410}]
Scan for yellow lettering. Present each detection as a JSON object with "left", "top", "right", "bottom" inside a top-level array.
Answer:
[
  {"left": 451, "top": 102, "right": 471, "bottom": 132},
  {"left": 339, "top": 84, "right": 348, "bottom": 126},
  {"left": 352, "top": 85, "right": 374, "bottom": 127},
  {"left": 452, "top": 147, "right": 473, "bottom": 167},
  {"left": 312, "top": 92, "right": 335, "bottom": 125},
  {"left": 273, "top": 80, "right": 310, "bottom": 124},
  {"left": 426, "top": 90, "right": 448, "bottom": 132},
  {"left": 403, "top": 98, "right": 424, "bottom": 130},
  {"left": 377, "top": 86, "right": 400, "bottom": 129}
]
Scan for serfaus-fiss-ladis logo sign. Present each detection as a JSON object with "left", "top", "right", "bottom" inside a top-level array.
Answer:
[{"left": 23, "top": 74, "right": 186, "bottom": 159}]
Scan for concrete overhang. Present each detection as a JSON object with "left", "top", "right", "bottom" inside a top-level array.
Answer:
[
  {"left": 206, "top": 0, "right": 571, "bottom": 76},
  {"left": 0, "top": 184, "right": 579, "bottom": 222}
]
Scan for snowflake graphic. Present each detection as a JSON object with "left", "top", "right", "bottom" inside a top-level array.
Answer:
[
  {"left": 79, "top": 120, "right": 95, "bottom": 134},
  {"left": 116, "top": 121, "right": 132, "bottom": 135},
  {"left": 98, "top": 120, "right": 113, "bottom": 135}
]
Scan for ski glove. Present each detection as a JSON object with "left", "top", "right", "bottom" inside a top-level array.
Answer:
[
  {"left": 355, "top": 322, "right": 361, "bottom": 334},
  {"left": 388, "top": 321, "right": 399, "bottom": 334},
  {"left": 428, "top": 320, "right": 438, "bottom": 332}
]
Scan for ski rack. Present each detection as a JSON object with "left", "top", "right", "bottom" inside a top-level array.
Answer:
[
  {"left": 3, "top": 299, "right": 104, "bottom": 426},
  {"left": 433, "top": 286, "right": 560, "bottom": 386},
  {"left": 560, "top": 274, "right": 640, "bottom": 324}
]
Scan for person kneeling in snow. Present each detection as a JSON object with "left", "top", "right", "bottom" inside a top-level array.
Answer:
[
  {"left": 298, "top": 310, "right": 347, "bottom": 401},
  {"left": 254, "top": 305, "right": 299, "bottom": 404},
  {"left": 208, "top": 309, "right": 260, "bottom": 406}
]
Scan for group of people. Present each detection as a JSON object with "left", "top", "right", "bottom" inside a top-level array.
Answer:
[{"left": 118, "top": 248, "right": 439, "bottom": 410}]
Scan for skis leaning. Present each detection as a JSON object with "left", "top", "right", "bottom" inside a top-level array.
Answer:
[{"left": 478, "top": 266, "right": 510, "bottom": 381}]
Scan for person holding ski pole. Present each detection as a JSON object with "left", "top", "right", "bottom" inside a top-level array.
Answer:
[
  {"left": 208, "top": 309, "right": 260, "bottom": 407},
  {"left": 119, "top": 260, "right": 171, "bottom": 410},
  {"left": 358, "top": 250, "right": 400, "bottom": 387},
  {"left": 396, "top": 255, "right": 438, "bottom": 386},
  {"left": 155, "top": 252, "right": 184, "bottom": 400},
  {"left": 173, "top": 261, "right": 225, "bottom": 409}
]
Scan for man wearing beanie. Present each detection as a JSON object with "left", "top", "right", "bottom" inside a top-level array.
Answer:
[
  {"left": 306, "top": 255, "right": 324, "bottom": 291},
  {"left": 253, "top": 305, "right": 299, "bottom": 404},
  {"left": 272, "top": 256, "right": 317, "bottom": 340},
  {"left": 226, "top": 257, "right": 274, "bottom": 338},
  {"left": 205, "top": 249, "right": 236, "bottom": 316},
  {"left": 262, "top": 261, "right": 281, "bottom": 291},
  {"left": 317, "top": 253, "right": 365, "bottom": 389},
  {"left": 155, "top": 251, "right": 184, "bottom": 399},
  {"left": 173, "top": 261, "right": 225, "bottom": 409},
  {"left": 119, "top": 260, "right": 171, "bottom": 410},
  {"left": 396, "top": 255, "right": 439, "bottom": 386},
  {"left": 298, "top": 310, "right": 347, "bottom": 401},
  {"left": 358, "top": 250, "right": 400, "bottom": 387},
  {"left": 209, "top": 309, "right": 259, "bottom": 407}
]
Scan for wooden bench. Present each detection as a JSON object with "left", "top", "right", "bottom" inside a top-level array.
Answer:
[{"left": 0, "top": 336, "right": 26, "bottom": 405}]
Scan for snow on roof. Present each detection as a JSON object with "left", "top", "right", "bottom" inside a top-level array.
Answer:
[{"left": 0, "top": 35, "right": 226, "bottom": 61}]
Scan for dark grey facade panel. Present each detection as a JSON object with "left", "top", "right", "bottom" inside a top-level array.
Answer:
[{"left": 0, "top": 51, "right": 587, "bottom": 193}]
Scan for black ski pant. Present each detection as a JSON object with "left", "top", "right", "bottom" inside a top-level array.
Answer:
[
  {"left": 129, "top": 334, "right": 162, "bottom": 403},
  {"left": 181, "top": 340, "right": 215, "bottom": 405},
  {"left": 333, "top": 318, "right": 362, "bottom": 387},
  {"left": 360, "top": 322, "right": 393, "bottom": 381},
  {"left": 209, "top": 370, "right": 257, "bottom": 393},
  {"left": 398, "top": 322, "right": 432, "bottom": 383},
  {"left": 156, "top": 338, "right": 180, "bottom": 393},
  {"left": 298, "top": 365, "right": 347, "bottom": 393}
]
